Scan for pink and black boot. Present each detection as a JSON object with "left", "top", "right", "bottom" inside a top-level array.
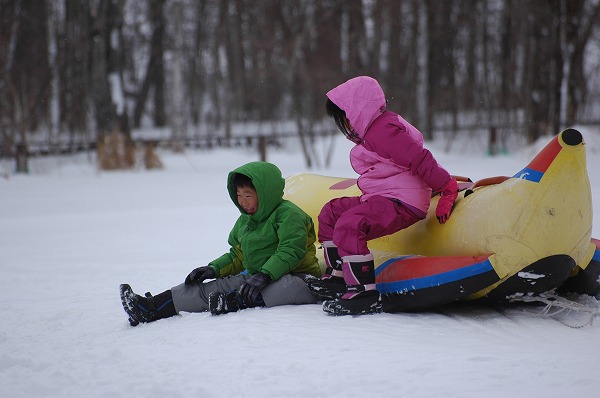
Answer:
[
  {"left": 307, "top": 241, "right": 347, "bottom": 300},
  {"left": 322, "top": 253, "right": 382, "bottom": 315}
]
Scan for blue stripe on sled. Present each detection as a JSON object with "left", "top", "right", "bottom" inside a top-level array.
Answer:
[
  {"left": 376, "top": 259, "right": 495, "bottom": 294},
  {"left": 512, "top": 168, "right": 544, "bottom": 183},
  {"left": 593, "top": 248, "right": 600, "bottom": 262}
]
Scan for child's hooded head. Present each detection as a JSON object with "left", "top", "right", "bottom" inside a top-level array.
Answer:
[
  {"left": 227, "top": 162, "right": 285, "bottom": 220},
  {"left": 326, "top": 76, "right": 386, "bottom": 142}
]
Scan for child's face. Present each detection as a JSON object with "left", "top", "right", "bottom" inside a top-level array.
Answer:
[{"left": 236, "top": 186, "right": 258, "bottom": 215}]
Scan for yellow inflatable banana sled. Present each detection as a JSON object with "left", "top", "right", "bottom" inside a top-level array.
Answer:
[{"left": 285, "top": 128, "right": 600, "bottom": 312}]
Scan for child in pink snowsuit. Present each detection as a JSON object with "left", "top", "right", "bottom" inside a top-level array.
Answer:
[{"left": 310, "top": 76, "right": 458, "bottom": 315}]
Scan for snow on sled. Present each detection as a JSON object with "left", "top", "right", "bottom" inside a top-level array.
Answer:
[{"left": 284, "top": 128, "right": 600, "bottom": 313}]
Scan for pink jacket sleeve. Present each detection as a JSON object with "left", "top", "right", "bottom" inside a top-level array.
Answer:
[{"left": 364, "top": 122, "right": 451, "bottom": 192}]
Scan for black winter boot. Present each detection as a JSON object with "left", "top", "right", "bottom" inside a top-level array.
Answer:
[
  {"left": 119, "top": 284, "right": 177, "bottom": 326},
  {"left": 322, "top": 253, "right": 382, "bottom": 315},
  {"left": 307, "top": 241, "right": 347, "bottom": 300},
  {"left": 209, "top": 291, "right": 245, "bottom": 315},
  {"left": 209, "top": 290, "right": 266, "bottom": 315}
]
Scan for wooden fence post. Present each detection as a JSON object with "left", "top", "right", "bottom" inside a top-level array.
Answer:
[
  {"left": 258, "top": 135, "right": 267, "bottom": 162},
  {"left": 15, "top": 144, "right": 29, "bottom": 173},
  {"left": 488, "top": 126, "right": 498, "bottom": 156}
]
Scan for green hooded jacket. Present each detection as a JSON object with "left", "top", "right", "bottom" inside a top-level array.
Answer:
[{"left": 208, "top": 162, "right": 321, "bottom": 281}]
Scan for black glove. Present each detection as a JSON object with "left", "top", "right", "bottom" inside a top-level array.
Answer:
[
  {"left": 184, "top": 266, "right": 215, "bottom": 285},
  {"left": 239, "top": 272, "right": 271, "bottom": 306}
]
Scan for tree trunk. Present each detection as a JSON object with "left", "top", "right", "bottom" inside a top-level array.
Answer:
[
  {"left": 89, "top": 0, "right": 119, "bottom": 134},
  {"left": 133, "top": 0, "right": 166, "bottom": 128}
]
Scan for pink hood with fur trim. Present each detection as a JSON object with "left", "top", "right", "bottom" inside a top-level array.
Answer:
[{"left": 326, "top": 76, "right": 451, "bottom": 213}]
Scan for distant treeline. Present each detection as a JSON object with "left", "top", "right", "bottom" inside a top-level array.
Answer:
[{"left": 1, "top": 0, "right": 600, "bottom": 166}]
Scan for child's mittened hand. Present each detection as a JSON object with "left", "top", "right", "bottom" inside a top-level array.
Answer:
[
  {"left": 435, "top": 178, "right": 459, "bottom": 224},
  {"left": 184, "top": 266, "right": 215, "bottom": 285},
  {"left": 239, "top": 272, "right": 271, "bottom": 305}
]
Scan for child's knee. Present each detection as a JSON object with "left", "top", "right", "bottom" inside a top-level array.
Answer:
[{"left": 261, "top": 275, "right": 318, "bottom": 307}]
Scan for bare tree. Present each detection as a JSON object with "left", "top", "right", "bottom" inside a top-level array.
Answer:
[
  {"left": 562, "top": 0, "right": 600, "bottom": 126},
  {"left": 132, "top": 0, "right": 166, "bottom": 128},
  {"left": 0, "top": 0, "right": 51, "bottom": 171},
  {"left": 424, "top": 0, "right": 459, "bottom": 139}
]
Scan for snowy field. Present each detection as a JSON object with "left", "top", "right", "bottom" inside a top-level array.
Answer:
[{"left": 1, "top": 127, "right": 600, "bottom": 398}]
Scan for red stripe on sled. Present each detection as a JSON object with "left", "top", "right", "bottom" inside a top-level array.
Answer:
[
  {"left": 377, "top": 255, "right": 492, "bottom": 281},
  {"left": 526, "top": 136, "right": 561, "bottom": 173}
]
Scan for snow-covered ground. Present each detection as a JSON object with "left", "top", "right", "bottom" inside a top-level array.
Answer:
[{"left": 1, "top": 127, "right": 600, "bottom": 398}]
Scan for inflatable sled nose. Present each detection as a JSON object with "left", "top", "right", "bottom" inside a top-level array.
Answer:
[{"left": 562, "top": 128, "right": 583, "bottom": 146}]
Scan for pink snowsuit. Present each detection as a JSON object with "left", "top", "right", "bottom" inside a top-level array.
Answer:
[{"left": 319, "top": 76, "right": 452, "bottom": 257}]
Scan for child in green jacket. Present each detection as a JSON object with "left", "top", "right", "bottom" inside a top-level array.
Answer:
[{"left": 119, "top": 161, "right": 321, "bottom": 326}]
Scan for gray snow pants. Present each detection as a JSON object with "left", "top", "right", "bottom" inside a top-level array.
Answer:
[{"left": 170, "top": 273, "right": 318, "bottom": 313}]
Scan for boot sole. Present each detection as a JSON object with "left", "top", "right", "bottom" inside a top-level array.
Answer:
[
  {"left": 322, "top": 297, "right": 383, "bottom": 316},
  {"left": 119, "top": 284, "right": 140, "bottom": 326}
]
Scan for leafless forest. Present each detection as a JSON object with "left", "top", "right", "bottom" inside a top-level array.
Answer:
[{"left": 2, "top": 0, "right": 600, "bottom": 168}]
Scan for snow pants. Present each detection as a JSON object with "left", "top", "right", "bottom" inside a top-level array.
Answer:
[
  {"left": 170, "top": 273, "right": 317, "bottom": 313},
  {"left": 318, "top": 195, "right": 424, "bottom": 257}
]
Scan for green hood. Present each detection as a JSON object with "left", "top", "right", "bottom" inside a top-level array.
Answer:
[{"left": 227, "top": 162, "right": 285, "bottom": 221}]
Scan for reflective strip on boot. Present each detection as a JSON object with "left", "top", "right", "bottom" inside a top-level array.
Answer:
[
  {"left": 342, "top": 283, "right": 377, "bottom": 300},
  {"left": 322, "top": 266, "right": 344, "bottom": 280}
]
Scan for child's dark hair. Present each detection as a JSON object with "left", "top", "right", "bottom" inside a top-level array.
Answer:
[
  {"left": 232, "top": 173, "right": 255, "bottom": 190},
  {"left": 326, "top": 98, "right": 360, "bottom": 142}
]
